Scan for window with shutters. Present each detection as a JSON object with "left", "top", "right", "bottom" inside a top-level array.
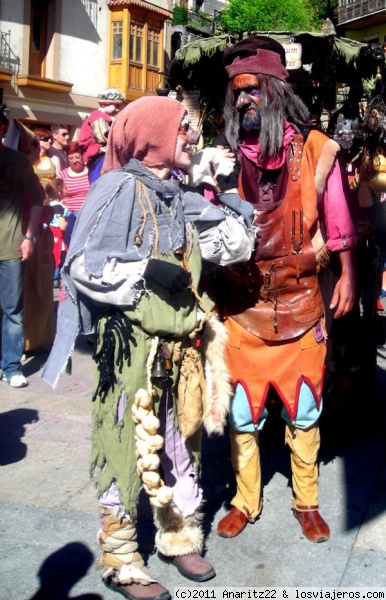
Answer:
[
  {"left": 29, "top": 0, "right": 48, "bottom": 77},
  {"left": 129, "top": 20, "right": 143, "bottom": 63},
  {"left": 147, "top": 27, "right": 160, "bottom": 68},
  {"left": 112, "top": 20, "right": 123, "bottom": 61}
]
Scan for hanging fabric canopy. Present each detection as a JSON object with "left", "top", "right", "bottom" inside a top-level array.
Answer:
[
  {"left": 169, "top": 31, "right": 373, "bottom": 115},
  {"left": 172, "top": 34, "right": 235, "bottom": 68},
  {"left": 172, "top": 31, "right": 368, "bottom": 69}
]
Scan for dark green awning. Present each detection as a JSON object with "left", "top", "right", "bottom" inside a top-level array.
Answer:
[{"left": 172, "top": 31, "right": 368, "bottom": 70}]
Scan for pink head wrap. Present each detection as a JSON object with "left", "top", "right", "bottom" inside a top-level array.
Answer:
[
  {"left": 225, "top": 49, "right": 289, "bottom": 82},
  {"left": 103, "top": 96, "right": 187, "bottom": 173}
]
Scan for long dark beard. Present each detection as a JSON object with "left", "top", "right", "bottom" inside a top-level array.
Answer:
[
  {"left": 241, "top": 106, "right": 261, "bottom": 131},
  {"left": 223, "top": 76, "right": 310, "bottom": 159}
]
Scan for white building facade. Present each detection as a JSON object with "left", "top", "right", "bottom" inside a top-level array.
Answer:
[{"left": 0, "top": 0, "right": 174, "bottom": 132}]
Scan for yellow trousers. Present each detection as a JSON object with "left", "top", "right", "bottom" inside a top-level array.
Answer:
[{"left": 229, "top": 422, "right": 320, "bottom": 520}]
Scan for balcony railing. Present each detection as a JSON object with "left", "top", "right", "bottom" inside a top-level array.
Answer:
[
  {"left": 0, "top": 31, "right": 20, "bottom": 73},
  {"left": 337, "top": 0, "right": 386, "bottom": 24},
  {"left": 186, "top": 10, "right": 215, "bottom": 35}
]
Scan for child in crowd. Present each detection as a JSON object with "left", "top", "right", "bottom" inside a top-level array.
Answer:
[{"left": 45, "top": 179, "right": 68, "bottom": 286}]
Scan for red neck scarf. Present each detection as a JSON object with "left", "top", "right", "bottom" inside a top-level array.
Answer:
[{"left": 239, "top": 121, "right": 296, "bottom": 170}]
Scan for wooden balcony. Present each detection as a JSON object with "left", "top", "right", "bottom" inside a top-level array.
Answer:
[
  {"left": 0, "top": 68, "right": 13, "bottom": 82},
  {"left": 338, "top": 0, "right": 386, "bottom": 26},
  {"left": 16, "top": 74, "right": 73, "bottom": 93}
]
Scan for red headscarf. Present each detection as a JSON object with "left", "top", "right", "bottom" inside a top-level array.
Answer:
[{"left": 102, "top": 96, "right": 187, "bottom": 173}]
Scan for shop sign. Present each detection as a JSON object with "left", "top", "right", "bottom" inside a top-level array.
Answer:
[{"left": 282, "top": 43, "right": 302, "bottom": 70}]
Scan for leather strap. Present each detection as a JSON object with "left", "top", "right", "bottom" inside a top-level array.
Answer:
[
  {"left": 293, "top": 504, "right": 319, "bottom": 512},
  {"left": 288, "top": 134, "right": 304, "bottom": 182}
]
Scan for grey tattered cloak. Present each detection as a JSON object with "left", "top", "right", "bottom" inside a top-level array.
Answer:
[{"left": 41, "top": 158, "right": 254, "bottom": 387}]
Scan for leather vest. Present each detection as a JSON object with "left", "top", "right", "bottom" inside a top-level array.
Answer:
[{"left": 216, "top": 135, "right": 324, "bottom": 341}]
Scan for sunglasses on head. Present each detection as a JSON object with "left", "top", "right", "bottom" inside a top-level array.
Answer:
[
  {"left": 178, "top": 122, "right": 201, "bottom": 145},
  {"left": 40, "top": 136, "right": 52, "bottom": 142},
  {"left": 178, "top": 122, "right": 189, "bottom": 135}
]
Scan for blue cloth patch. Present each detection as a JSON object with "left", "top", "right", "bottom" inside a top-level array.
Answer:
[
  {"left": 281, "top": 382, "right": 322, "bottom": 429},
  {"left": 229, "top": 381, "right": 322, "bottom": 432},
  {"left": 229, "top": 383, "right": 267, "bottom": 432}
]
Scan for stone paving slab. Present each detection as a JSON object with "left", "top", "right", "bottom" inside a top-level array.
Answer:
[{"left": 340, "top": 548, "right": 386, "bottom": 587}]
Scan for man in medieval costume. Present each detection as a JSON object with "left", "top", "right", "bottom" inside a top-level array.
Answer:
[
  {"left": 212, "top": 36, "right": 357, "bottom": 543},
  {"left": 41, "top": 96, "right": 255, "bottom": 600}
]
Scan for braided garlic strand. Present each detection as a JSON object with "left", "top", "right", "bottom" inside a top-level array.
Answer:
[{"left": 132, "top": 388, "right": 173, "bottom": 508}]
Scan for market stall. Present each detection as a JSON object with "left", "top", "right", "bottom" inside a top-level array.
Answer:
[{"left": 169, "top": 30, "right": 374, "bottom": 128}]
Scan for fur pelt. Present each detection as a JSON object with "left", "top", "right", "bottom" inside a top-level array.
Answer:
[
  {"left": 154, "top": 504, "right": 204, "bottom": 556},
  {"left": 188, "top": 147, "right": 235, "bottom": 190},
  {"left": 201, "top": 315, "right": 232, "bottom": 436},
  {"left": 314, "top": 138, "right": 340, "bottom": 200},
  {"left": 310, "top": 134, "right": 339, "bottom": 266}
]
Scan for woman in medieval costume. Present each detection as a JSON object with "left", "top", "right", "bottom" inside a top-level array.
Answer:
[{"left": 41, "top": 96, "right": 255, "bottom": 600}]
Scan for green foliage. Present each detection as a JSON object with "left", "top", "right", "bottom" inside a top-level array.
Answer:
[
  {"left": 313, "top": 0, "right": 338, "bottom": 23},
  {"left": 202, "top": 113, "right": 221, "bottom": 147},
  {"left": 362, "top": 77, "right": 376, "bottom": 98},
  {"left": 220, "top": 0, "right": 318, "bottom": 35},
  {"left": 172, "top": 6, "right": 188, "bottom": 25}
]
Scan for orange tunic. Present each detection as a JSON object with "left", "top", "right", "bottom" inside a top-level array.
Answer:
[
  {"left": 224, "top": 316, "right": 325, "bottom": 422},
  {"left": 214, "top": 134, "right": 327, "bottom": 421}
]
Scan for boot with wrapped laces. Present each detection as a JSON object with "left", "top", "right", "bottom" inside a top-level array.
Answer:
[
  {"left": 155, "top": 504, "right": 216, "bottom": 582},
  {"left": 98, "top": 506, "right": 170, "bottom": 600}
]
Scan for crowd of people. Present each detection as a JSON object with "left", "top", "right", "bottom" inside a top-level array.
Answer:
[
  {"left": 0, "top": 36, "right": 385, "bottom": 600},
  {"left": 0, "top": 88, "right": 124, "bottom": 387}
]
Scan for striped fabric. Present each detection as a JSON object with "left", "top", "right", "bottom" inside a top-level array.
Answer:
[{"left": 58, "top": 169, "right": 90, "bottom": 212}]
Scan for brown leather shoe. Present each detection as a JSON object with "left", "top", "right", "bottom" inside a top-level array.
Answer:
[
  {"left": 293, "top": 507, "right": 330, "bottom": 543},
  {"left": 159, "top": 552, "right": 216, "bottom": 582},
  {"left": 217, "top": 507, "right": 249, "bottom": 538},
  {"left": 105, "top": 580, "right": 171, "bottom": 600}
]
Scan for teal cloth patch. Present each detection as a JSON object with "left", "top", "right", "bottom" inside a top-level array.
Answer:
[
  {"left": 229, "top": 382, "right": 267, "bottom": 432},
  {"left": 281, "top": 383, "right": 322, "bottom": 429},
  {"left": 229, "top": 381, "right": 322, "bottom": 432}
]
